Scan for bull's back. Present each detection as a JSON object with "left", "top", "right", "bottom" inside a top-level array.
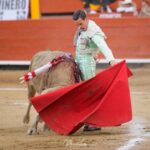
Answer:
[
  {"left": 30, "top": 50, "right": 67, "bottom": 70},
  {"left": 29, "top": 50, "right": 76, "bottom": 94}
]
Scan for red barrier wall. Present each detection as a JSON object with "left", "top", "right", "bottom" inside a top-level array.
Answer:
[
  {"left": 40, "top": 0, "right": 83, "bottom": 13},
  {"left": 0, "top": 17, "right": 150, "bottom": 60}
]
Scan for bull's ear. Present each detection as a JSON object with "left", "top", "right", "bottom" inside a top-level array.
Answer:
[{"left": 46, "top": 49, "right": 51, "bottom": 51}]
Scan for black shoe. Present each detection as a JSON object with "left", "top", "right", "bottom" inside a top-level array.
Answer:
[{"left": 83, "top": 125, "right": 101, "bottom": 132}]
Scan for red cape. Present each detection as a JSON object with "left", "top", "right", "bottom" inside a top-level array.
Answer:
[{"left": 31, "top": 61, "right": 132, "bottom": 135}]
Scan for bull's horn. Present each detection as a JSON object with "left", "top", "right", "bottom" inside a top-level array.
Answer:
[
  {"left": 19, "top": 76, "right": 24, "bottom": 80},
  {"left": 20, "top": 80, "right": 25, "bottom": 84}
]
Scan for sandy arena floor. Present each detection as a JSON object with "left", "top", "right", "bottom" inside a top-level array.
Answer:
[{"left": 0, "top": 67, "right": 150, "bottom": 150}]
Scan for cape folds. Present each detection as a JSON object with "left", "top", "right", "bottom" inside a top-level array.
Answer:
[{"left": 31, "top": 61, "right": 132, "bottom": 135}]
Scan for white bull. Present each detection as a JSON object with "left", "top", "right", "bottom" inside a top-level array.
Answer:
[{"left": 22, "top": 50, "right": 79, "bottom": 135}]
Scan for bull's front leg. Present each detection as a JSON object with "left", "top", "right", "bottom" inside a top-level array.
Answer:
[
  {"left": 27, "top": 115, "right": 41, "bottom": 135},
  {"left": 23, "top": 102, "right": 32, "bottom": 124},
  {"left": 23, "top": 83, "right": 36, "bottom": 124}
]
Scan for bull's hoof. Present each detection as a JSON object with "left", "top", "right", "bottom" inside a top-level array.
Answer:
[
  {"left": 43, "top": 124, "right": 50, "bottom": 132},
  {"left": 27, "top": 128, "right": 39, "bottom": 135}
]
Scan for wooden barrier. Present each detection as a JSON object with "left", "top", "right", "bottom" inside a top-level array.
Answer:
[{"left": 0, "top": 17, "right": 150, "bottom": 60}]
